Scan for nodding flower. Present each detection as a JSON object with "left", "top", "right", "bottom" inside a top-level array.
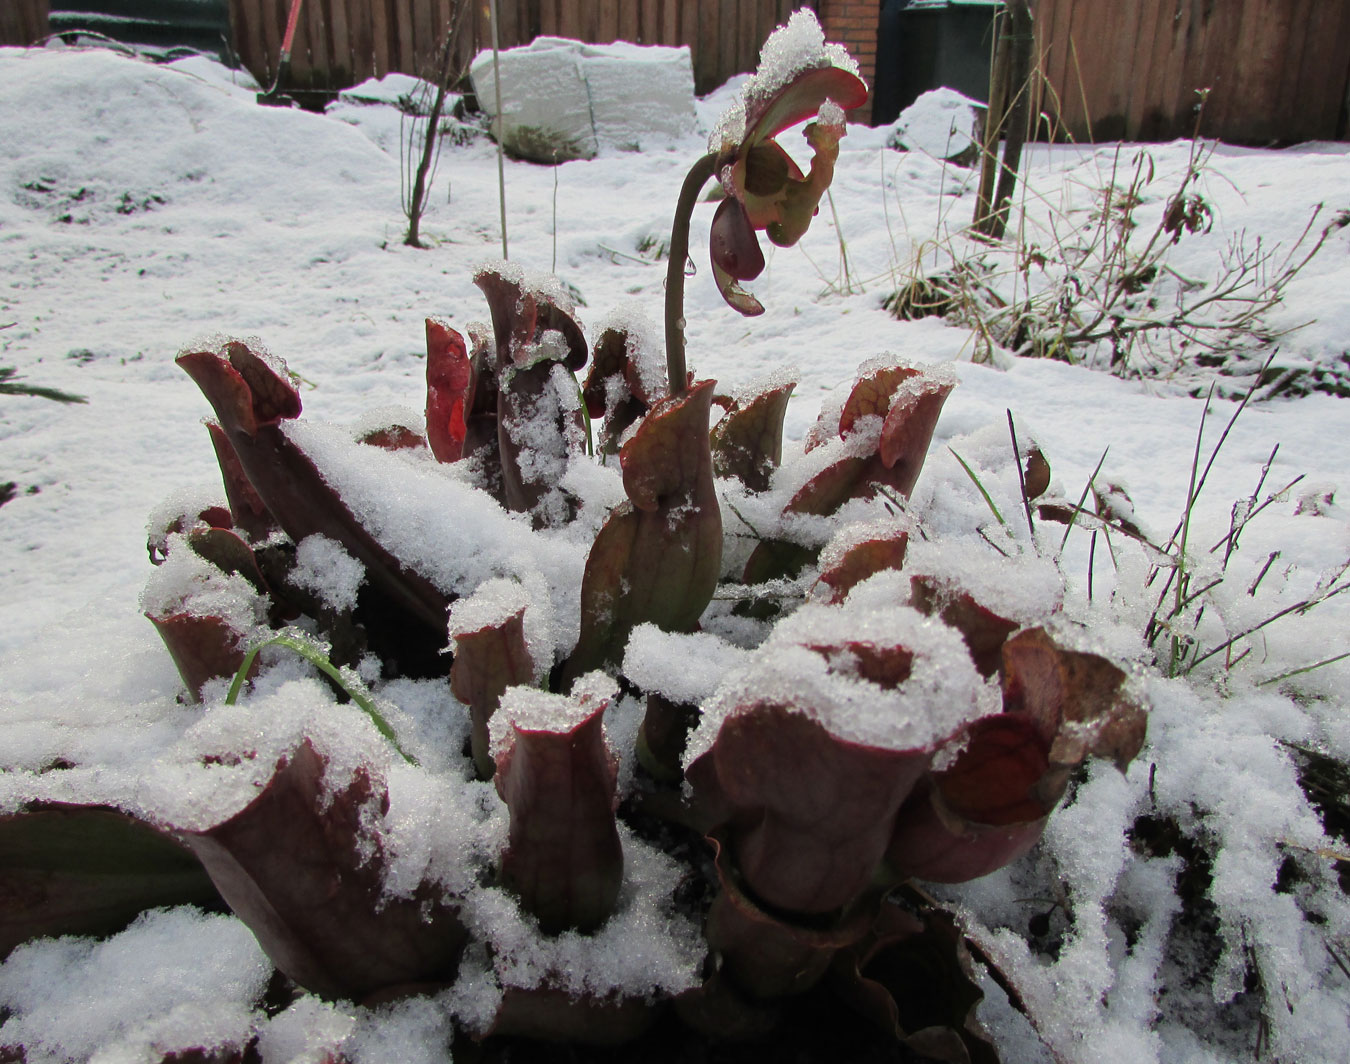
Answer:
[{"left": 708, "top": 43, "right": 867, "bottom": 316}]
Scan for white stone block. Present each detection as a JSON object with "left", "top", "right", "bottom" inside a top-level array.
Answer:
[{"left": 471, "top": 37, "right": 696, "bottom": 163}]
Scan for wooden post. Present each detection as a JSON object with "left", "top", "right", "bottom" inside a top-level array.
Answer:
[{"left": 974, "top": 0, "right": 1033, "bottom": 241}]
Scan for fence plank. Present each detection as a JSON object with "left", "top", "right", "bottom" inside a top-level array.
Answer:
[
  {"left": 1156, "top": 0, "right": 1194, "bottom": 136},
  {"left": 326, "top": 0, "right": 350, "bottom": 83},
  {"left": 1029, "top": 0, "right": 1350, "bottom": 144},
  {"left": 260, "top": 0, "right": 283, "bottom": 85},
  {"left": 1295, "top": 0, "right": 1350, "bottom": 140},
  {"left": 306, "top": 0, "right": 331, "bottom": 84},
  {"left": 231, "top": 0, "right": 268, "bottom": 88},
  {"left": 372, "top": 0, "right": 391, "bottom": 76},
  {"left": 597, "top": 0, "right": 618, "bottom": 43},
  {"left": 353, "top": 0, "right": 377, "bottom": 82},
  {"left": 558, "top": 0, "right": 581, "bottom": 39},
  {"left": 1039, "top": 0, "right": 1080, "bottom": 137},
  {"left": 1188, "top": 0, "right": 1240, "bottom": 138},
  {"left": 410, "top": 0, "right": 432, "bottom": 75},
  {"left": 619, "top": 0, "right": 638, "bottom": 42},
  {"left": 1135, "top": 0, "right": 1176, "bottom": 140},
  {"left": 722, "top": 1, "right": 742, "bottom": 84},
  {"left": 637, "top": 0, "right": 656, "bottom": 43},
  {"left": 737, "top": 0, "right": 756, "bottom": 77},
  {"left": 0, "top": 0, "right": 47, "bottom": 45},
  {"left": 1122, "top": 0, "right": 1163, "bottom": 138},
  {"left": 694, "top": 0, "right": 720, "bottom": 93},
  {"left": 1277, "top": 0, "right": 1318, "bottom": 136}
]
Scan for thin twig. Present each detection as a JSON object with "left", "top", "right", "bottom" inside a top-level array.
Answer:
[
  {"left": 1007, "top": 409, "right": 1036, "bottom": 540},
  {"left": 1257, "top": 651, "right": 1350, "bottom": 688},
  {"left": 1171, "top": 383, "right": 1214, "bottom": 675},
  {"left": 1247, "top": 551, "right": 1280, "bottom": 597},
  {"left": 978, "top": 526, "right": 1013, "bottom": 558},
  {"left": 1186, "top": 585, "right": 1350, "bottom": 674},
  {"left": 1056, "top": 447, "right": 1110, "bottom": 556}
]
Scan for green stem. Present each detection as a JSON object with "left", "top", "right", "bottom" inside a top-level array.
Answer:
[
  {"left": 226, "top": 634, "right": 416, "bottom": 765},
  {"left": 665, "top": 152, "right": 720, "bottom": 397}
]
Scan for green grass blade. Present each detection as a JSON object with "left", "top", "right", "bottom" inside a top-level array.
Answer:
[
  {"left": 949, "top": 447, "right": 1007, "bottom": 529},
  {"left": 225, "top": 634, "right": 416, "bottom": 765}
]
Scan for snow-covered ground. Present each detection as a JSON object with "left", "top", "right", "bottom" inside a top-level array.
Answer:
[{"left": 0, "top": 35, "right": 1347, "bottom": 1064}]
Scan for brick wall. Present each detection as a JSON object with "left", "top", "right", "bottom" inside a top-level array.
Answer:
[{"left": 818, "top": 0, "right": 878, "bottom": 113}]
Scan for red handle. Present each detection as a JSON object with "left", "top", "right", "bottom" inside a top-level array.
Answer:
[{"left": 280, "top": 0, "right": 304, "bottom": 58}]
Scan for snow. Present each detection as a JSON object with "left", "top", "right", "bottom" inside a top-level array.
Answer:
[
  {"left": 685, "top": 591, "right": 996, "bottom": 763},
  {"left": 447, "top": 824, "right": 704, "bottom": 1028},
  {"left": 291, "top": 534, "right": 365, "bottom": 613},
  {"left": 1, "top": 33, "right": 1349, "bottom": 1064},
  {"left": 621, "top": 623, "right": 751, "bottom": 706},
  {"left": 0, "top": 907, "right": 271, "bottom": 1062},
  {"left": 887, "top": 87, "right": 985, "bottom": 162},
  {"left": 488, "top": 671, "right": 616, "bottom": 758},
  {"left": 744, "top": 8, "right": 859, "bottom": 106}
]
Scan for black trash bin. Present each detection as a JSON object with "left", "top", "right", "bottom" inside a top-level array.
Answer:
[{"left": 872, "top": 0, "right": 1002, "bottom": 126}]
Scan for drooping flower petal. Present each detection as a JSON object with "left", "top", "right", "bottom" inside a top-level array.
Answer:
[
  {"left": 763, "top": 117, "right": 847, "bottom": 249},
  {"left": 733, "top": 139, "right": 806, "bottom": 231},
  {"left": 739, "top": 65, "right": 869, "bottom": 153},
  {"left": 707, "top": 25, "right": 866, "bottom": 316},
  {"left": 709, "top": 198, "right": 766, "bottom": 317}
]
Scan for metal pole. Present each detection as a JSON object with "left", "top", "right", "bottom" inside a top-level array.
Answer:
[{"left": 489, "top": 0, "right": 508, "bottom": 261}]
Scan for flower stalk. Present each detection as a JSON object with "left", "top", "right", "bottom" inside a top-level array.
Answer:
[{"left": 664, "top": 151, "right": 719, "bottom": 397}]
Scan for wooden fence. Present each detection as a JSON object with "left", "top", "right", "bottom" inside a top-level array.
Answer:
[
  {"left": 1032, "top": 0, "right": 1350, "bottom": 144},
  {"left": 229, "top": 0, "right": 808, "bottom": 97},
  {"left": 0, "top": 0, "right": 49, "bottom": 46}
]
